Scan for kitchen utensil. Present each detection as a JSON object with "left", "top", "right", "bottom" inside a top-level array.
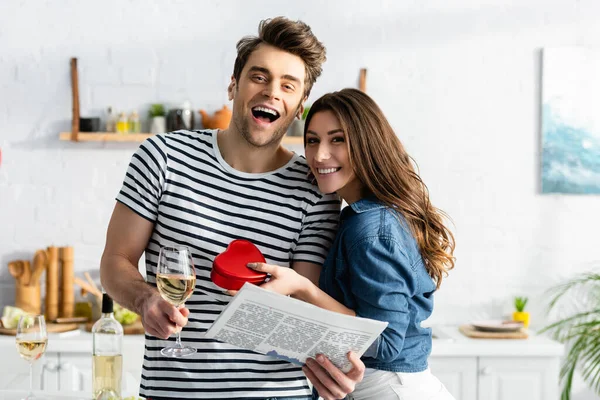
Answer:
[
  {"left": 199, "top": 105, "right": 232, "bottom": 129},
  {"left": 54, "top": 316, "right": 88, "bottom": 324},
  {"left": 84, "top": 271, "right": 100, "bottom": 294},
  {"left": 79, "top": 117, "right": 100, "bottom": 132},
  {"left": 167, "top": 101, "right": 194, "bottom": 131},
  {"left": 45, "top": 246, "right": 59, "bottom": 321},
  {"left": 0, "top": 322, "right": 78, "bottom": 336},
  {"left": 211, "top": 240, "right": 268, "bottom": 290},
  {"left": 471, "top": 320, "right": 524, "bottom": 333},
  {"left": 30, "top": 250, "right": 48, "bottom": 286},
  {"left": 20, "top": 261, "right": 31, "bottom": 287},
  {"left": 8, "top": 261, "right": 25, "bottom": 283},
  {"left": 16, "top": 284, "right": 41, "bottom": 314},
  {"left": 74, "top": 276, "right": 102, "bottom": 299},
  {"left": 60, "top": 246, "right": 75, "bottom": 318},
  {"left": 359, "top": 68, "right": 367, "bottom": 92}
]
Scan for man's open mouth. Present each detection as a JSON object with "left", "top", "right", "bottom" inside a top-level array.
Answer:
[{"left": 252, "top": 106, "right": 280, "bottom": 123}]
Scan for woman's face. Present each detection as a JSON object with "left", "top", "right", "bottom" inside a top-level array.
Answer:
[{"left": 304, "top": 110, "right": 362, "bottom": 203}]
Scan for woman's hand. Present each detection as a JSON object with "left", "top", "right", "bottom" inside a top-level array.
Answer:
[
  {"left": 303, "top": 351, "right": 365, "bottom": 400},
  {"left": 248, "top": 262, "right": 310, "bottom": 297}
]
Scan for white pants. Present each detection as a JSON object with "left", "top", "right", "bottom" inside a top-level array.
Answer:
[{"left": 346, "top": 368, "right": 456, "bottom": 400}]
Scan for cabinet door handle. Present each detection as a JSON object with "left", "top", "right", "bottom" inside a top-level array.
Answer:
[
  {"left": 41, "top": 361, "right": 59, "bottom": 390},
  {"left": 43, "top": 361, "right": 59, "bottom": 372},
  {"left": 480, "top": 366, "right": 493, "bottom": 375},
  {"left": 58, "top": 362, "right": 71, "bottom": 371}
]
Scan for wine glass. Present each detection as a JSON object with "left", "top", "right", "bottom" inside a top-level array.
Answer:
[
  {"left": 15, "top": 314, "right": 48, "bottom": 400},
  {"left": 156, "top": 245, "right": 197, "bottom": 357}
]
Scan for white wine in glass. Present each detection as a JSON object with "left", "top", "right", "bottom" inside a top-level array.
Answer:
[
  {"left": 16, "top": 315, "right": 48, "bottom": 400},
  {"left": 156, "top": 245, "right": 196, "bottom": 357}
]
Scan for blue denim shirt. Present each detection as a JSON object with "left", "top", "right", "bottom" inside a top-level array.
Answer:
[{"left": 319, "top": 197, "right": 436, "bottom": 373}]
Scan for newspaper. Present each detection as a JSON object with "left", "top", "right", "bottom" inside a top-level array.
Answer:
[{"left": 204, "top": 283, "right": 388, "bottom": 372}]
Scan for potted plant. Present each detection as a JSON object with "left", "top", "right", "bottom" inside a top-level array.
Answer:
[
  {"left": 513, "top": 296, "right": 529, "bottom": 327},
  {"left": 540, "top": 271, "right": 600, "bottom": 399},
  {"left": 149, "top": 103, "right": 166, "bottom": 134}
]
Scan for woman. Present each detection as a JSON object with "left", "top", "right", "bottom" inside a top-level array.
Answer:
[{"left": 250, "top": 88, "right": 456, "bottom": 400}]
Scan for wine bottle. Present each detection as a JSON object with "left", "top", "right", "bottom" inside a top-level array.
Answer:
[{"left": 92, "top": 293, "right": 123, "bottom": 400}]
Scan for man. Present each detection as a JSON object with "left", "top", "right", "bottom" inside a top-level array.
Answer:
[{"left": 100, "top": 16, "right": 364, "bottom": 400}]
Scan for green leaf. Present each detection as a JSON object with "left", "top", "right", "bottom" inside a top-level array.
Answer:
[{"left": 541, "top": 271, "right": 600, "bottom": 399}]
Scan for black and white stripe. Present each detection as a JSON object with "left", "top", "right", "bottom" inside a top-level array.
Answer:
[{"left": 117, "top": 129, "right": 340, "bottom": 399}]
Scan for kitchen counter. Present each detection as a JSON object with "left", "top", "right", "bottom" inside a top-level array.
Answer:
[
  {"left": 0, "top": 324, "right": 563, "bottom": 356},
  {"left": 429, "top": 325, "right": 564, "bottom": 357}
]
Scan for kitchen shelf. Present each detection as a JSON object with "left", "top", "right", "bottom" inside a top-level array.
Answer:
[
  {"left": 59, "top": 132, "right": 152, "bottom": 142},
  {"left": 59, "top": 131, "right": 304, "bottom": 144},
  {"left": 61, "top": 58, "right": 304, "bottom": 145}
]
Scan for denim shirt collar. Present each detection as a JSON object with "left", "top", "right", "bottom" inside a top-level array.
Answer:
[{"left": 342, "top": 196, "right": 386, "bottom": 220}]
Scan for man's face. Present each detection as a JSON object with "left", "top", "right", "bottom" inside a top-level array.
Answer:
[{"left": 228, "top": 44, "right": 306, "bottom": 147}]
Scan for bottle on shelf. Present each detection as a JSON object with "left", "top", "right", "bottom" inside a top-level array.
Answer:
[
  {"left": 116, "top": 112, "right": 129, "bottom": 134},
  {"left": 92, "top": 293, "right": 123, "bottom": 400},
  {"left": 105, "top": 106, "right": 116, "bottom": 133},
  {"left": 128, "top": 111, "right": 141, "bottom": 133}
]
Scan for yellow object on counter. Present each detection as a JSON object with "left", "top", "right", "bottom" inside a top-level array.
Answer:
[{"left": 513, "top": 311, "right": 530, "bottom": 328}]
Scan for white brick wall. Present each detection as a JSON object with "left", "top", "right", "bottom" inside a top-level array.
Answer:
[
  {"left": 2, "top": 0, "right": 600, "bottom": 316},
  {"left": 1, "top": 3, "right": 600, "bottom": 394}
]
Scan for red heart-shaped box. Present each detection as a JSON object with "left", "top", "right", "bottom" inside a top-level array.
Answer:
[{"left": 211, "top": 240, "right": 268, "bottom": 290}]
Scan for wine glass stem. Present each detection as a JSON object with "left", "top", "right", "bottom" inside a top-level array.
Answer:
[
  {"left": 176, "top": 330, "right": 183, "bottom": 348},
  {"left": 29, "top": 362, "right": 33, "bottom": 396}
]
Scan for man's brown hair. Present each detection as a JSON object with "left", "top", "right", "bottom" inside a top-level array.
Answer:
[{"left": 233, "top": 17, "right": 326, "bottom": 98}]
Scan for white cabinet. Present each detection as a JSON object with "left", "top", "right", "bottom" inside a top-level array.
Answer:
[
  {"left": 57, "top": 350, "right": 144, "bottom": 394},
  {"left": 429, "top": 357, "right": 478, "bottom": 400},
  {"left": 430, "top": 355, "right": 561, "bottom": 400},
  {"left": 477, "top": 357, "right": 559, "bottom": 400},
  {"left": 0, "top": 349, "right": 56, "bottom": 391},
  {"left": 0, "top": 334, "right": 145, "bottom": 396}
]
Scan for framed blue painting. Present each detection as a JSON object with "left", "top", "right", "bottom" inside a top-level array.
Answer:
[{"left": 542, "top": 48, "right": 600, "bottom": 194}]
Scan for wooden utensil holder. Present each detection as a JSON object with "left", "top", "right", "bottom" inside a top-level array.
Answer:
[{"left": 16, "top": 283, "right": 41, "bottom": 314}]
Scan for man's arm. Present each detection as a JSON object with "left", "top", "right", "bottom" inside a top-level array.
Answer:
[{"left": 100, "top": 202, "right": 188, "bottom": 339}]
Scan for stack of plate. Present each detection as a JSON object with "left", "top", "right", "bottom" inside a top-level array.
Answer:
[{"left": 471, "top": 320, "right": 524, "bottom": 333}]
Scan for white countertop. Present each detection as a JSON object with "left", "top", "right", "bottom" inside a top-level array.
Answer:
[
  {"left": 0, "top": 390, "right": 91, "bottom": 400},
  {"left": 0, "top": 325, "right": 564, "bottom": 357},
  {"left": 429, "top": 325, "right": 564, "bottom": 357}
]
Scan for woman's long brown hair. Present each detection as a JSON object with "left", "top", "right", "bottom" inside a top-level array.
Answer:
[{"left": 304, "top": 88, "right": 455, "bottom": 288}]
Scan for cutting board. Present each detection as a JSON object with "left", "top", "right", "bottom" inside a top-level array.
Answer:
[
  {"left": 84, "top": 320, "right": 145, "bottom": 335},
  {"left": 0, "top": 322, "right": 79, "bottom": 336},
  {"left": 459, "top": 324, "right": 528, "bottom": 339}
]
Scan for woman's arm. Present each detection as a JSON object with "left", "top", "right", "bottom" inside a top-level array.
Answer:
[
  {"left": 347, "top": 236, "right": 415, "bottom": 362},
  {"left": 248, "top": 262, "right": 355, "bottom": 316}
]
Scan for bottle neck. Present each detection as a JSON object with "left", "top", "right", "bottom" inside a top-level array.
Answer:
[{"left": 101, "top": 312, "right": 114, "bottom": 319}]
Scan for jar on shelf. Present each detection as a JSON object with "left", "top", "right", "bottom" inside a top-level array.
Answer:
[
  {"left": 116, "top": 112, "right": 129, "bottom": 134},
  {"left": 105, "top": 106, "right": 116, "bottom": 133},
  {"left": 128, "top": 111, "right": 141, "bottom": 134}
]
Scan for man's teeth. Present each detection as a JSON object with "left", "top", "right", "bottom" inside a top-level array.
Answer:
[
  {"left": 253, "top": 106, "right": 278, "bottom": 116},
  {"left": 318, "top": 168, "right": 339, "bottom": 174}
]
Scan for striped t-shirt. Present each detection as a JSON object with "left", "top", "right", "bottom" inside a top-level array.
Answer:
[{"left": 116, "top": 129, "right": 340, "bottom": 400}]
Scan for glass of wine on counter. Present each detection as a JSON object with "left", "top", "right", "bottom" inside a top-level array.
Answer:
[
  {"left": 156, "top": 245, "right": 197, "bottom": 357},
  {"left": 15, "top": 314, "right": 47, "bottom": 400}
]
